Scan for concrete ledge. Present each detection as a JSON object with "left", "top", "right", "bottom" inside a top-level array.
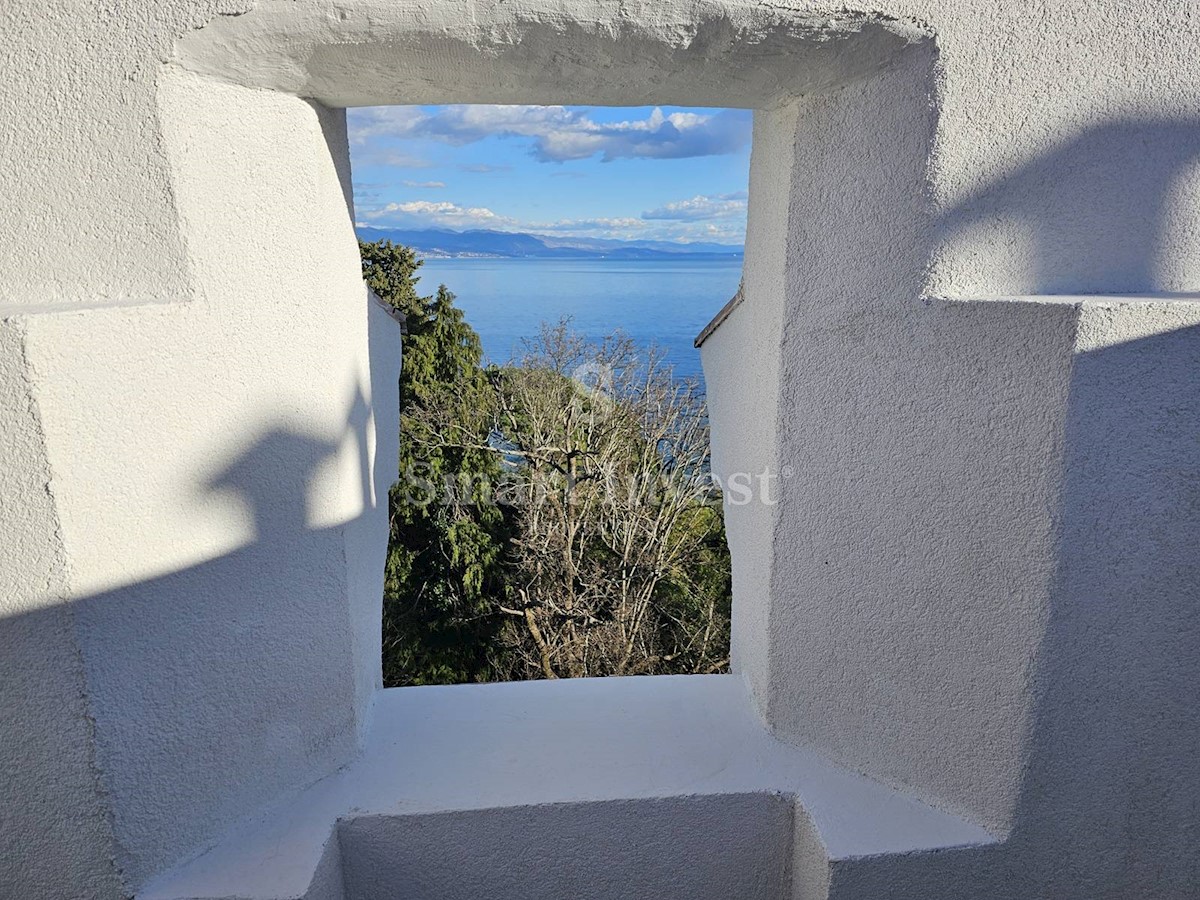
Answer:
[
  {"left": 172, "top": 2, "right": 928, "bottom": 110},
  {"left": 141, "top": 676, "right": 994, "bottom": 899},
  {"left": 931, "top": 293, "right": 1200, "bottom": 306},
  {"left": 339, "top": 795, "right": 794, "bottom": 900}
]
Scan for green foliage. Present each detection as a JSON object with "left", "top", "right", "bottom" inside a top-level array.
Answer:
[
  {"left": 360, "top": 239, "right": 423, "bottom": 321},
  {"left": 362, "top": 240, "right": 512, "bottom": 686},
  {"left": 362, "top": 239, "right": 732, "bottom": 685},
  {"left": 651, "top": 502, "right": 733, "bottom": 676},
  {"left": 480, "top": 322, "right": 731, "bottom": 678}
]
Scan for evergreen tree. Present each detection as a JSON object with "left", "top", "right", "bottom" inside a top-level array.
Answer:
[
  {"left": 361, "top": 239, "right": 424, "bottom": 321},
  {"left": 361, "top": 240, "right": 512, "bottom": 686},
  {"left": 361, "top": 240, "right": 731, "bottom": 685},
  {"left": 426, "top": 321, "right": 733, "bottom": 680}
]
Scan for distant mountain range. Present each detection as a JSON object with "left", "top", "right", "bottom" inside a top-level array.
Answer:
[{"left": 356, "top": 226, "right": 744, "bottom": 260}]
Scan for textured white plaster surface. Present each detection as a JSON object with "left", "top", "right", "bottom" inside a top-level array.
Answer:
[
  {"left": 2, "top": 68, "right": 398, "bottom": 890},
  {"left": 141, "top": 676, "right": 992, "bottom": 900},
  {"left": 704, "top": 102, "right": 796, "bottom": 714},
  {"left": 4, "top": 1, "right": 1200, "bottom": 897},
  {"left": 339, "top": 796, "right": 794, "bottom": 900},
  {"left": 9, "top": 77, "right": 397, "bottom": 886},
  {"left": 0, "top": 323, "right": 123, "bottom": 898}
]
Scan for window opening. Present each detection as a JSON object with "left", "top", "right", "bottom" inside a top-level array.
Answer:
[{"left": 350, "top": 104, "right": 749, "bottom": 685}]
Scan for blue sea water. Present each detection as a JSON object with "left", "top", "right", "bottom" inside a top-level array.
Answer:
[{"left": 413, "top": 258, "right": 744, "bottom": 381}]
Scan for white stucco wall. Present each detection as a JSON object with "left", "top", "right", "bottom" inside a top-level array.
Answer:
[
  {"left": 2, "top": 20, "right": 400, "bottom": 888},
  {"left": 0, "top": 324, "right": 123, "bottom": 898},
  {"left": 704, "top": 101, "right": 797, "bottom": 713},
  {"left": 3, "top": 1, "right": 1200, "bottom": 897},
  {"left": 702, "top": 6, "right": 1200, "bottom": 897},
  {"left": 14, "top": 75, "right": 397, "bottom": 888},
  {"left": 339, "top": 794, "right": 794, "bottom": 900},
  {"left": 141, "top": 675, "right": 992, "bottom": 900}
]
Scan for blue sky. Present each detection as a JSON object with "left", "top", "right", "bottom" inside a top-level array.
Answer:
[{"left": 347, "top": 105, "right": 752, "bottom": 246}]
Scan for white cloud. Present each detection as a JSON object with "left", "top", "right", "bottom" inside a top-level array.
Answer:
[
  {"left": 522, "top": 217, "right": 650, "bottom": 240},
  {"left": 359, "top": 200, "right": 516, "bottom": 230},
  {"left": 356, "top": 149, "right": 434, "bottom": 168},
  {"left": 458, "top": 163, "right": 514, "bottom": 173},
  {"left": 638, "top": 220, "right": 746, "bottom": 244},
  {"left": 357, "top": 192, "right": 747, "bottom": 244},
  {"left": 641, "top": 192, "right": 748, "bottom": 221},
  {"left": 358, "top": 198, "right": 743, "bottom": 242},
  {"left": 532, "top": 217, "right": 647, "bottom": 232},
  {"left": 521, "top": 216, "right": 744, "bottom": 244},
  {"left": 348, "top": 105, "right": 752, "bottom": 163},
  {"left": 402, "top": 180, "right": 446, "bottom": 189},
  {"left": 349, "top": 107, "right": 424, "bottom": 144},
  {"left": 351, "top": 180, "right": 386, "bottom": 201}
]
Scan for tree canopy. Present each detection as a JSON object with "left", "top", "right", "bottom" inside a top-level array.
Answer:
[
  {"left": 361, "top": 238, "right": 731, "bottom": 686},
  {"left": 364, "top": 240, "right": 512, "bottom": 686}
]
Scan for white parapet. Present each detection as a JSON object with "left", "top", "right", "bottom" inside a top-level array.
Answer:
[
  {"left": 141, "top": 675, "right": 993, "bottom": 900},
  {"left": 4, "top": 1, "right": 1200, "bottom": 898}
]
